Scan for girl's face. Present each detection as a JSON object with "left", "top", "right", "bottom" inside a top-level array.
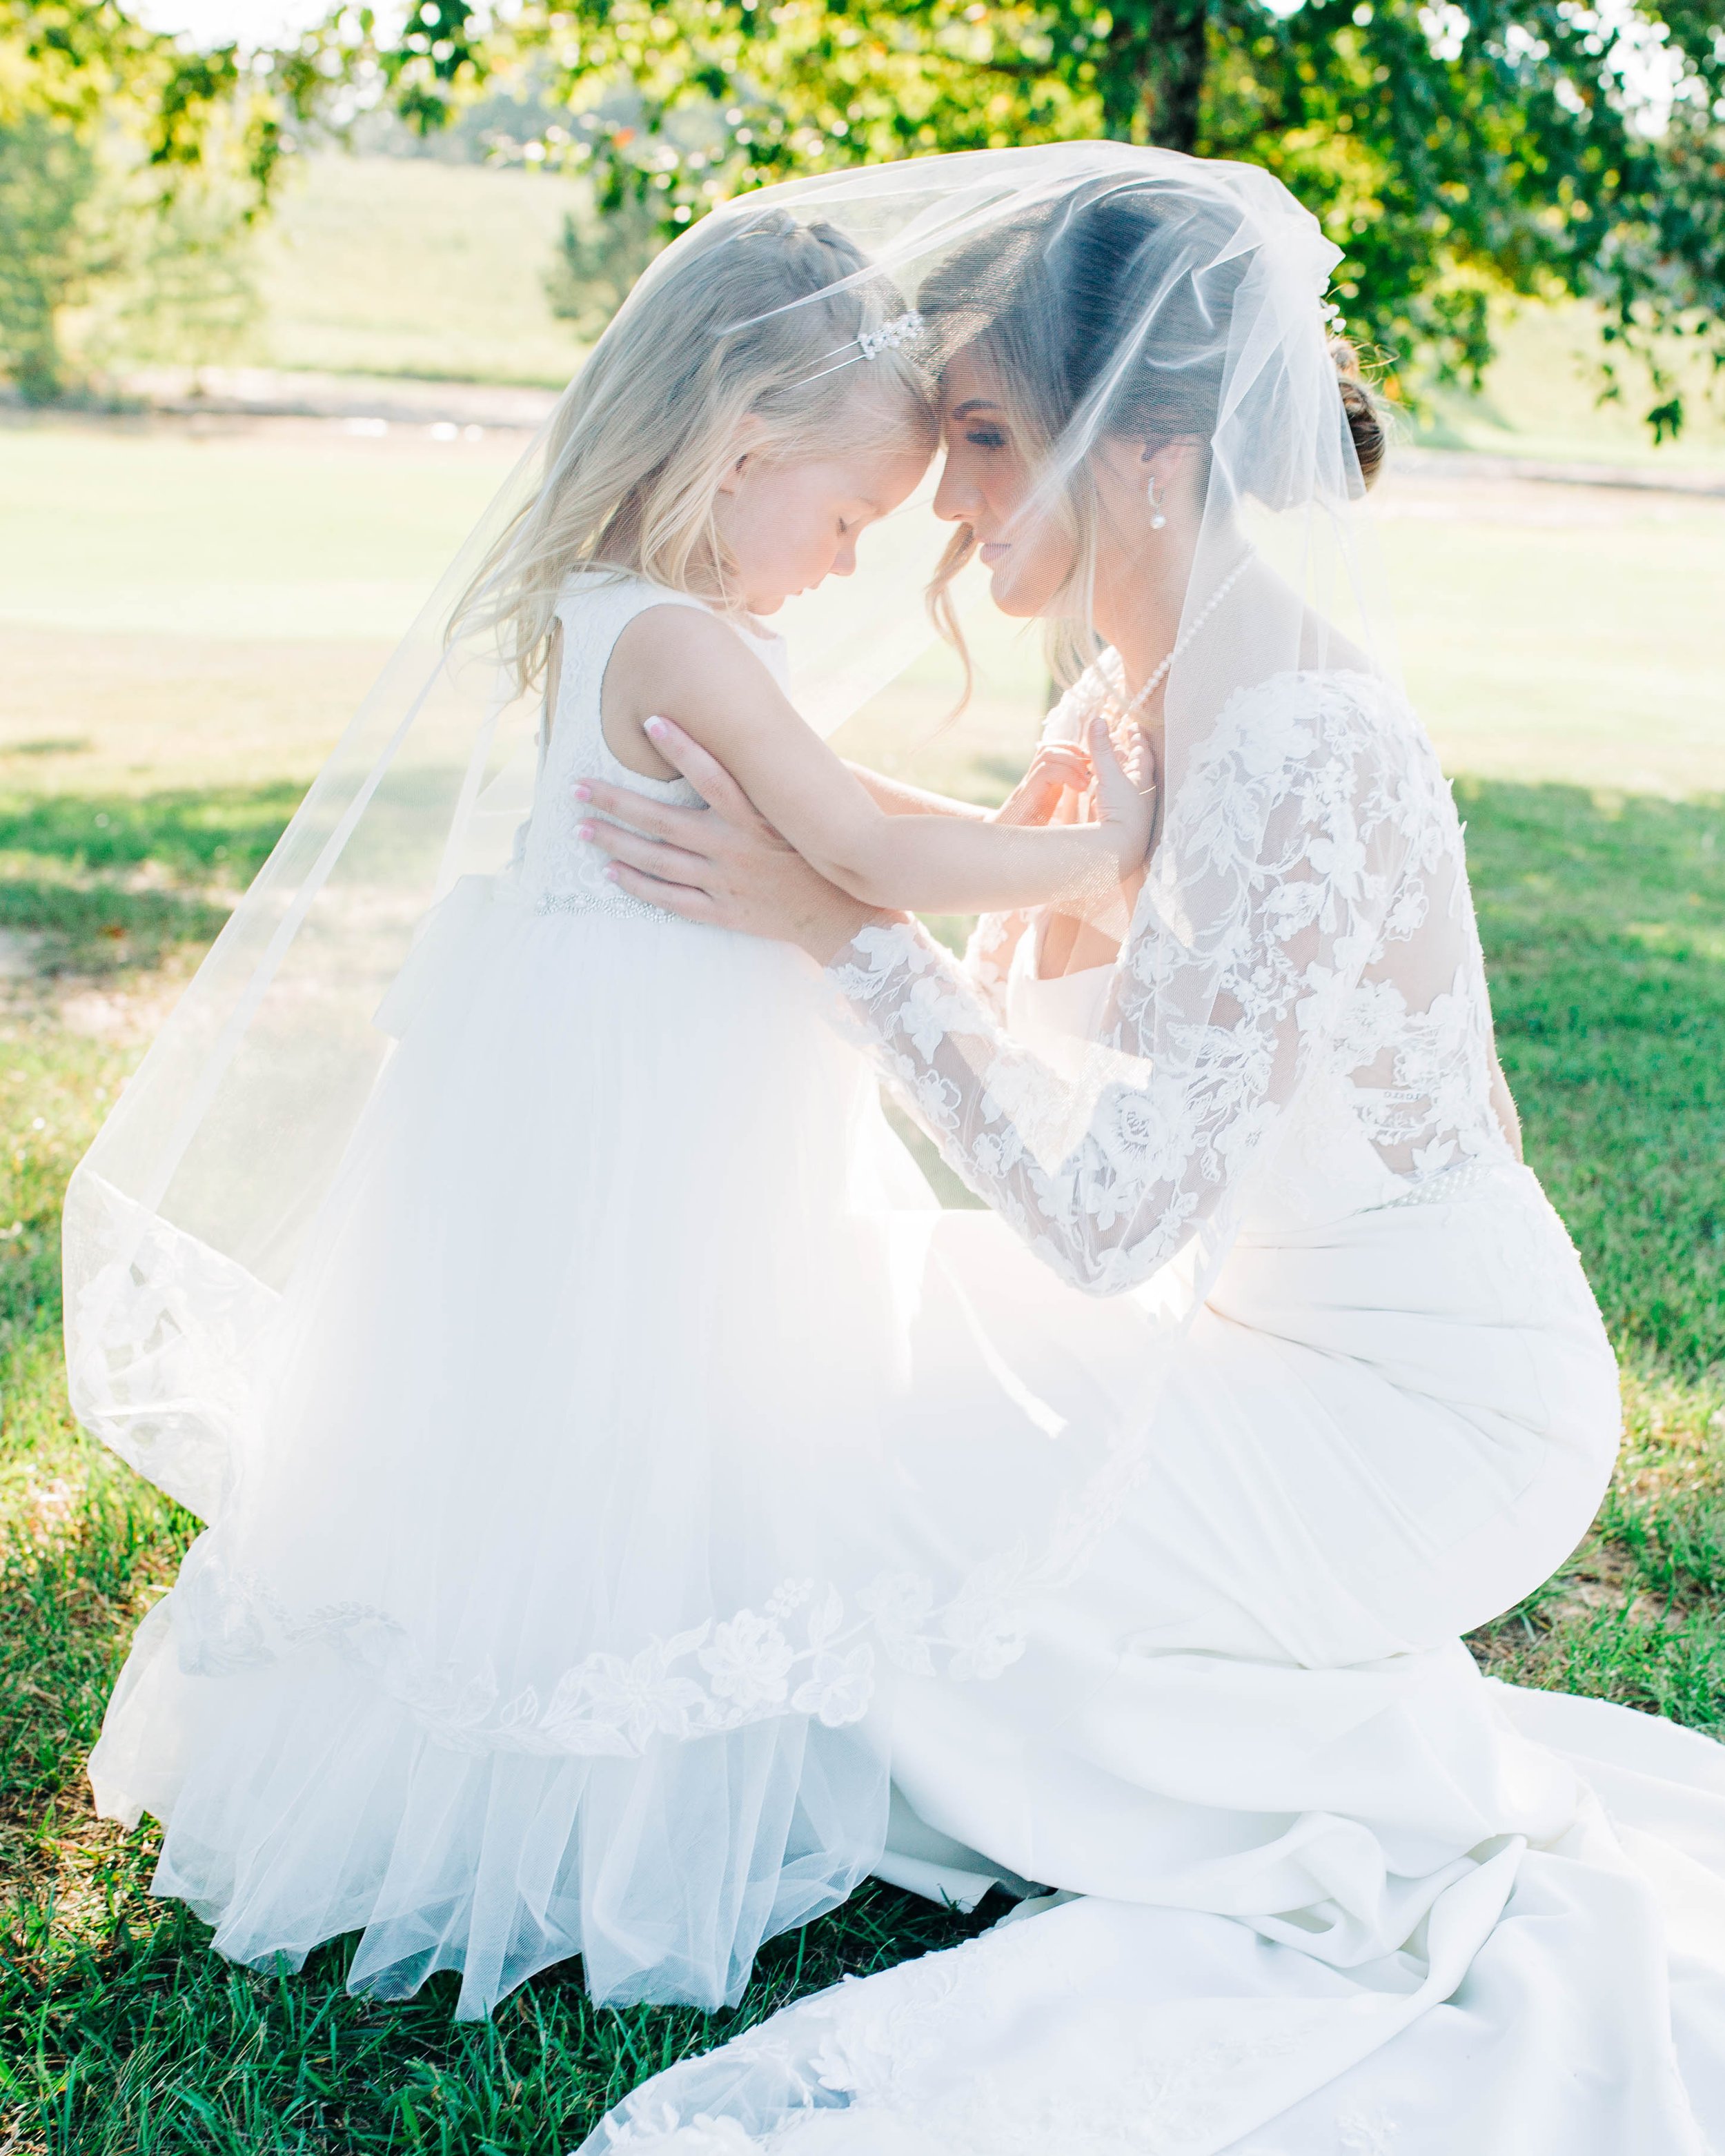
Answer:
[
  {"left": 932, "top": 346, "right": 1075, "bottom": 620},
  {"left": 714, "top": 425, "right": 930, "bottom": 615}
]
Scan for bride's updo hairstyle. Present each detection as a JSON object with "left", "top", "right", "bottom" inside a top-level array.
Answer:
[
  {"left": 919, "top": 175, "right": 1379, "bottom": 686},
  {"left": 462, "top": 210, "right": 936, "bottom": 688}
]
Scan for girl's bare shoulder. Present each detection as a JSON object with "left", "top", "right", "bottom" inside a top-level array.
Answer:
[{"left": 608, "top": 602, "right": 785, "bottom": 724}]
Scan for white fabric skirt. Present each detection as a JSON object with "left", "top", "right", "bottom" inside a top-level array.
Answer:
[
  {"left": 584, "top": 1682, "right": 1725, "bottom": 2154},
  {"left": 577, "top": 1163, "right": 1725, "bottom": 2153},
  {"left": 90, "top": 878, "right": 928, "bottom": 2016}
]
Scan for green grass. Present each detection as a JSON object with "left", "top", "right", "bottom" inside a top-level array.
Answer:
[
  {"left": 9, "top": 419, "right": 1724, "bottom": 817},
  {"left": 0, "top": 424, "right": 516, "bottom": 646},
  {"left": 1466, "top": 784, "right": 1725, "bottom": 1373},
  {"left": 1408, "top": 298, "right": 1725, "bottom": 473},
  {"left": 0, "top": 783, "right": 299, "bottom": 975},
  {"left": 1, "top": 773, "right": 1722, "bottom": 2152},
  {"left": 251, "top": 155, "right": 591, "bottom": 390}
]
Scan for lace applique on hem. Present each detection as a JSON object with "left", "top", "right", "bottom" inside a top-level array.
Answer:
[{"left": 163, "top": 1539, "right": 1052, "bottom": 1757}]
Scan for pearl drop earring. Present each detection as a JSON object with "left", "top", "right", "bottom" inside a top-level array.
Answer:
[{"left": 1145, "top": 475, "right": 1167, "bottom": 531}]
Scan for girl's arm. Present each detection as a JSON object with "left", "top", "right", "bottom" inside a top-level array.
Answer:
[
  {"left": 606, "top": 606, "right": 1149, "bottom": 916},
  {"left": 847, "top": 744, "right": 1091, "bottom": 823},
  {"left": 846, "top": 768, "right": 987, "bottom": 819}
]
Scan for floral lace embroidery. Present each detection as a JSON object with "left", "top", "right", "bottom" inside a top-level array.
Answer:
[
  {"left": 164, "top": 1534, "right": 1036, "bottom": 1759},
  {"left": 963, "top": 907, "right": 1032, "bottom": 1022},
  {"left": 63, "top": 1172, "right": 278, "bottom": 1523},
  {"left": 833, "top": 670, "right": 1509, "bottom": 1297},
  {"left": 509, "top": 571, "right": 709, "bottom": 927}
]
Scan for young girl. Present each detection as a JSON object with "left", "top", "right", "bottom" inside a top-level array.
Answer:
[{"left": 86, "top": 209, "right": 1149, "bottom": 2019}]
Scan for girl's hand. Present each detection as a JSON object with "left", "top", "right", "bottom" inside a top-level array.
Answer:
[
  {"left": 573, "top": 716, "right": 890, "bottom": 964},
  {"left": 992, "top": 742, "right": 1092, "bottom": 829},
  {"left": 1087, "top": 715, "right": 1158, "bottom": 876}
]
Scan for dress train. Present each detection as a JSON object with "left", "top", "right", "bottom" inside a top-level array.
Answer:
[{"left": 582, "top": 1681, "right": 1725, "bottom": 2154}]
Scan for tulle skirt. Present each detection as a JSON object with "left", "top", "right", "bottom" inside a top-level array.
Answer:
[{"left": 90, "top": 877, "right": 940, "bottom": 2015}]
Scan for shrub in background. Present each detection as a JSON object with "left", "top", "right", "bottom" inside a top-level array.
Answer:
[
  {"left": 546, "top": 185, "right": 664, "bottom": 342},
  {"left": 0, "top": 1, "right": 308, "bottom": 402}
]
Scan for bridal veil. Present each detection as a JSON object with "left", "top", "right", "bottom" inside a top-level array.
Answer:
[{"left": 67, "top": 145, "right": 1398, "bottom": 2012}]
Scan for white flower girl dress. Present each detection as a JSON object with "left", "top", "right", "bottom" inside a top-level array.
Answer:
[{"left": 84, "top": 568, "right": 980, "bottom": 2015}]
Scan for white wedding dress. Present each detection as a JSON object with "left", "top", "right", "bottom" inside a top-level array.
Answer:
[{"left": 581, "top": 669, "right": 1725, "bottom": 2153}]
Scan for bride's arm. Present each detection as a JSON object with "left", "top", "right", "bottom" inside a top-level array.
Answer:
[{"left": 822, "top": 693, "right": 1419, "bottom": 1293}]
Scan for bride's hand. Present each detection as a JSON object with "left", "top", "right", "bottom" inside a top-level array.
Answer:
[
  {"left": 1087, "top": 715, "right": 1158, "bottom": 876},
  {"left": 992, "top": 742, "right": 1092, "bottom": 829},
  {"left": 573, "top": 716, "right": 891, "bottom": 964}
]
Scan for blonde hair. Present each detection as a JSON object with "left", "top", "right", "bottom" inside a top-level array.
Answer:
[{"left": 459, "top": 210, "right": 936, "bottom": 688}]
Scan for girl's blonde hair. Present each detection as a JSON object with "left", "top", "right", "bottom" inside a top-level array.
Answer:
[{"left": 460, "top": 209, "right": 936, "bottom": 688}]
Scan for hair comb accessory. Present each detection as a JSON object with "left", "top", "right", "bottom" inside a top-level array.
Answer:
[{"left": 857, "top": 309, "right": 924, "bottom": 360}]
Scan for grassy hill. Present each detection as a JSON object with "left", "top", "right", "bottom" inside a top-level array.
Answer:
[
  {"left": 241, "top": 152, "right": 1725, "bottom": 472},
  {"left": 250, "top": 154, "right": 590, "bottom": 388}
]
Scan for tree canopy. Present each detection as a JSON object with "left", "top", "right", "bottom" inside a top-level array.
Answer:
[
  {"left": 355, "top": 0, "right": 1725, "bottom": 433},
  {"left": 0, "top": 1, "right": 322, "bottom": 397}
]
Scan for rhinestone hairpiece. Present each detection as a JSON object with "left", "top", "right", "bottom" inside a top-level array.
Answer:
[{"left": 856, "top": 310, "right": 924, "bottom": 362}]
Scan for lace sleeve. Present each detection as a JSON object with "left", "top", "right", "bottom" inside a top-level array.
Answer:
[
  {"left": 962, "top": 908, "right": 1032, "bottom": 1021},
  {"left": 829, "top": 675, "right": 1439, "bottom": 1295}
]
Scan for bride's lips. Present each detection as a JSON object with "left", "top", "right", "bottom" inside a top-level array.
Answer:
[{"left": 979, "top": 541, "right": 1012, "bottom": 564}]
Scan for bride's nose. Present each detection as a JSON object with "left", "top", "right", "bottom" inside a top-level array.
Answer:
[{"left": 932, "top": 452, "right": 978, "bottom": 525}]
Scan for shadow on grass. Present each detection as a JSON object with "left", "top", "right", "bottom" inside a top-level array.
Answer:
[
  {"left": 0, "top": 784, "right": 304, "bottom": 882},
  {"left": 0, "top": 879, "right": 232, "bottom": 976},
  {"left": 0, "top": 780, "right": 302, "bottom": 975}
]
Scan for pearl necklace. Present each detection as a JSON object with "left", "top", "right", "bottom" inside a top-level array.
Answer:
[{"left": 1070, "top": 555, "right": 1252, "bottom": 730}]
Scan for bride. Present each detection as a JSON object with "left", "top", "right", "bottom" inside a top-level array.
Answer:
[
  {"left": 62, "top": 144, "right": 1725, "bottom": 2150},
  {"left": 569, "top": 159, "right": 1725, "bottom": 2150}
]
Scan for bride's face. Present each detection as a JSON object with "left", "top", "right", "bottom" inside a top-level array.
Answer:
[
  {"left": 713, "top": 426, "right": 930, "bottom": 615},
  {"left": 933, "top": 347, "right": 1074, "bottom": 620}
]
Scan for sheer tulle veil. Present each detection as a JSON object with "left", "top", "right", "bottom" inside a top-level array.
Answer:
[{"left": 66, "top": 144, "right": 1395, "bottom": 2011}]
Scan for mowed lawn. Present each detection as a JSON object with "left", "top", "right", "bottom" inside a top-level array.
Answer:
[{"left": 0, "top": 415, "right": 1722, "bottom": 2151}]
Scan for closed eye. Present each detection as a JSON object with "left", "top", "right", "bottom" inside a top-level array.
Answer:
[{"left": 965, "top": 428, "right": 1008, "bottom": 450}]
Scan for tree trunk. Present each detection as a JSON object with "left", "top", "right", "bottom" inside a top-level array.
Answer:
[{"left": 1103, "top": 0, "right": 1209, "bottom": 155}]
